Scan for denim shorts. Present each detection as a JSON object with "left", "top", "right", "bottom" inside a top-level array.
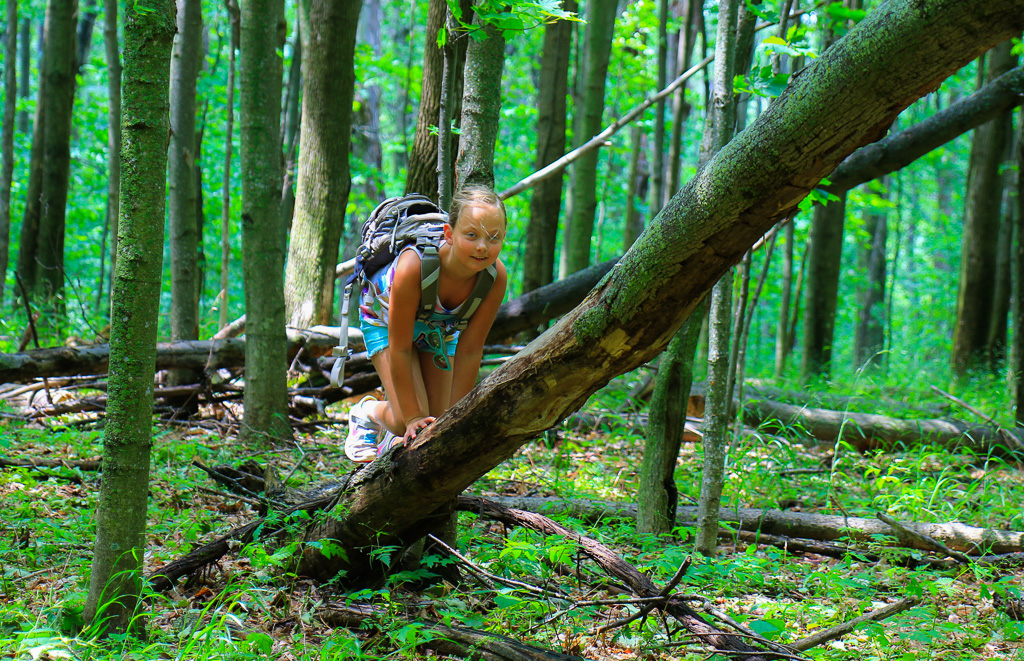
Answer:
[{"left": 361, "top": 320, "right": 460, "bottom": 371}]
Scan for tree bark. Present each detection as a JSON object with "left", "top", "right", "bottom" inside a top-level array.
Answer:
[
  {"left": 103, "top": 0, "right": 122, "bottom": 309},
  {"left": 353, "top": 0, "right": 383, "bottom": 206},
  {"left": 561, "top": 0, "right": 617, "bottom": 276},
  {"left": 1015, "top": 105, "right": 1024, "bottom": 426},
  {"left": 167, "top": 0, "right": 203, "bottom": 391},
  {"left": 523, "top": 4, "right": 574, "bottom": 295},
  {"left": 83, "top": 0, "right": 175, "bottom": 633},
  {"left": 622, "top": 125, "right": 648, "bottom": 251},
  {"left": 75, "top": 0, "right": 98, "bottom": 73},
  {"left": 0, "top": 0, "right": 17, "bottom": 307},
  {"left": 453, "top": 13, "right": 504, "bottom": 191},
  {"left": 239, "top": 0, "right": 291, "bottom": 443},
  {"left": 283, "top": 0, "right": 361, "bottom": 329},
  {"left": 295, "top": 0, "right": 1024, "bottom": 587},
  {"left": 774, "top": 219, "right": 795, "bottom": 378},
  {"left": 952, "top": 41, "right": 1018, "bottom": 378}
]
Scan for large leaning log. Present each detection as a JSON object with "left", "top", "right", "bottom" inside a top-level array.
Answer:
[{"left": 297, "top": 1, "right": 1024, "bottom": 586}]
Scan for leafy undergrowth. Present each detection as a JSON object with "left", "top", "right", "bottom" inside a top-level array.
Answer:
[{"left": 2, "top": 378, "right": 1024, "bottom": 660}]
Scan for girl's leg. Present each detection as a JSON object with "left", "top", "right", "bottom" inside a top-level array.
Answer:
[
  {"left": 418, "top": 351, "right": 455, "bottom": 416},
  {"left": 368, "top": 347, "right": 430, "bottom": 436}
]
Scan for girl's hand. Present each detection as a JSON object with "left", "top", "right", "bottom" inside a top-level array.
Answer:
[{"left": 403, "top": 416, "right": 436, "bottom": 445}]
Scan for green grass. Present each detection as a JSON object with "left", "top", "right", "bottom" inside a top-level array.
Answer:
[{"left": 1, "top": 370, "right": 1024, "bottom": 659}]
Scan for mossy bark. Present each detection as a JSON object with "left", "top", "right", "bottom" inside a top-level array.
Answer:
[
  {"left": 283, "top": 0, "right": 360, "bottom": 329},
  {"left": 300, "top": 0, "right": 1024, "bottom": 586},
  {"left": 801, "top": 192, "right": 846, "bottom": 381},
  {"left": 453, "top": 14, "right": 504, "bottom": 191},
  {"left": 0, "top": 0, "right": 16, "bottom": 307},
  {"left": 239, "top": 0, "right": 291, "bottom": 443},
  {"left": 83, "top": 0, "right": 175, "bottom": 633}
]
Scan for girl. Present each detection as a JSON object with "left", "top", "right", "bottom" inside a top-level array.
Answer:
[{"left": 346, "top": 186, "right": 508, "bottom": 462}]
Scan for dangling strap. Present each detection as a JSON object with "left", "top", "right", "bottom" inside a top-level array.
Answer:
[
  {"left": 330, "top": 283, "right": 354, "bottom": 388},
  {"left": 452, "top": 263, "right": 497, "bottom": 331}
]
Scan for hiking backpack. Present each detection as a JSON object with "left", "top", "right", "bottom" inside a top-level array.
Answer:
[{"left": 330, "top": 194, "right": 497, "bottom": 387}]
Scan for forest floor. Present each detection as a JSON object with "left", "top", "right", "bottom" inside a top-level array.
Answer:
[{"left": 1, "top": 371, "right": 1024, "bottom": 660}]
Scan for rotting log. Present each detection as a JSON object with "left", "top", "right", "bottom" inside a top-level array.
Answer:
[
  {"left": 482, "top": 495, "right": 1024, "bottom": 555},
  {"left": 297, "top": 2, "right": 1024, "bottom": 587},
  {"left": 741, "top": 396, "right": 1024, "bottom": 455},
  {"left": 0, "top": 260, "right": 607, "bottom": 384}
]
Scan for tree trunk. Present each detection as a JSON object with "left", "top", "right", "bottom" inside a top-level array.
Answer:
[
  {"left": 219, "top": 0, "right": 238, "bottom": 331},
  {"left": 649, "top": 0, "right": 668, "bottom": 217},
  {"left": 14, "top": 80, "right": 43, "bottom": 295},
  {"left": 354, "top": 0, "right": 383, "bottom": 204},
  {"left": 622, "top": 125, "right": 648, "bottom": 250},
  {"left": 952, "top": 41, "right": 1017, "bottom": 378},
  {"left": 801, "top": 192, "right": 846, "bottom": 381},
  {"left": 774, "top": 219, "right": 794, "bottom": 378},
  {"left": 83, "top": 0, "right": 175, "bottom": 633},
  {"left": 853, "top": 182, "right": 888, "bottom": 371},
  {"left": 523, "top": 3, "right": 573, "bottom": 295},
  {"left": 76, "top": 0, "right": 98, "bottom": 73},
  {"left": 453, "top": 15, "right": 504, "bottom": 191},
  {"left": 988, "top": 161, "right": 1015, "bottom": 367},
  {"left": 279, "top": 19, "right": 301, "bottom": 230},
  {"left": 561, "top": 0, "right": 616, "bottom": 276},
  {"left": 0, "top": 0, "right": 16, "bottom": 307},
  {"left": 239, "top": 0, "right": 291, "bottom": 443},
  {"left": 1015, "top": 106, "right": 1024, "bottom": 426},
  {"left": 295, "top": 0, "right": 1024, "bottom": 587},
  {"left": 17, "top": 19, "right": 31, "bottom": 134},
  {"left": 167, "top": 0, "right": 203, "bottom": 390},
  {"left": 404, "top": 0, "right": 444, "bottom": 199},
  {"left": 34, "top": 0, "right": 78, "bottom": 321},
  {"left": 283, "top": 0, "right": 360, "bottom": 329},
  {"left": 693, "top": 0, "right": 740, "bottom": 557},
  {"left": 103, "top": 0, "right": 122, "bottom": 309},
  {"left": 665, "top": 0, "right": 698, "bottom": 205}
]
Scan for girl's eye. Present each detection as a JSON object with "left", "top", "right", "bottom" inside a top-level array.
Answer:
[{"left": 466, "top": 233, "right": 476, "bottom": 238}]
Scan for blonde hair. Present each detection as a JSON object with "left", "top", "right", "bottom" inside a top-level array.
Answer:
[{"left": 449, "top": 185, "right": 507, "bottom": 228}]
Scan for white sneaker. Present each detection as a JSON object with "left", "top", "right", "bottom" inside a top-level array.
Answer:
[
  {"left": 345, "top": 396, "right": 381, "bottom": 463},
  {"left": 377, "top": 430, "right": 404, "bottom": 457}
]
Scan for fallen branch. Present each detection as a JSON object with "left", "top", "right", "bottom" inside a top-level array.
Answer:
[
  {"left": 789, "top": 597, "right": 919, "bottom": 652},
  {"left": 458, "top": 495, "right": 771, "bottom": 660},
  {"left": 0, "top": 456, "right": 102, "bottom": 471},
  {"left": 321, "top": 602, "right": 585, "bottom": 661}
]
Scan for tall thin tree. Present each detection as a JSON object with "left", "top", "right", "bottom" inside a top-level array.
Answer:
[
  {"left": 83, "top": 0, "right": 175, "bottom": 633},
  {"left": 102, "top": 0, "right": 122, "bottom": 308},
  {"left": 0, "top": 0, "right": 17, "bottom": 306},
  {"left": 239, "top": 0, "right": 292, "bottom": 443},
  {"left": 219, "top": 0, "right": 238, "bottom": 331},
  {"left": 282, "top": 0, "right": 362, "bottom": 329},
  {"left": 167, "top": 0, "right": 203, "bottom": 391}
]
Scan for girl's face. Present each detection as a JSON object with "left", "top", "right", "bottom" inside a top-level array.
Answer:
[{"left": 445, "top": 204, "right": 506, "bottom": 272}]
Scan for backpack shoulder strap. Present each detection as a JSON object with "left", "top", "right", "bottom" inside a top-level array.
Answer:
[
  {"left": 418, "top": 243, "right": 441, "bottom": 321},
  {"left": 452, "top": 263, "right": 497, "bottom": 331}
]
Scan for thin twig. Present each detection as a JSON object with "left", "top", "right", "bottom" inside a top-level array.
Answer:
[
  {"left": 929, "top": 384, "right": 1024, "bottom": 450},
  {"left": 876, "top": 512, "right": 972, "bottom": 563},
  {"left": 425, "top": 534, "right": 567, "bottom": 599},
  {"left": 196, "top": 485, "right": 262, "bottom": 507},
  {"left": 592, "top": 557, "right": 690, "bottom": 635}
]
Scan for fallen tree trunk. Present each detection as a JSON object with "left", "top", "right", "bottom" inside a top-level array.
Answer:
[
  {"left": 296, "top": 1, "right": 1024, "bottom": 586},
  {"left": 0, "top": 261, "right": 606, "bottom": 384},
  {"left": 741, "top": 396, "right": 1024, "bottom": 455},
  {"left": 483, "top": 495, "right": 1024, "bottom": 555}
]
